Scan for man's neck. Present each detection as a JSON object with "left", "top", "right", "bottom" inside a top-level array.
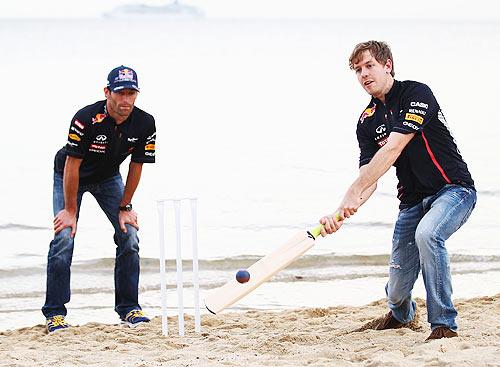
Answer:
[
  {"left": 375, "top": 78, "right": 394, "bottom": 104},
  {"left": 106, "top": 101, "right": 129, "bottom": 125}
]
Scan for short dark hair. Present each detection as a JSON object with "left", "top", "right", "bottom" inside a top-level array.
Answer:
[{"left": 349, "top": 40, "right": 395, "bottom": 77}]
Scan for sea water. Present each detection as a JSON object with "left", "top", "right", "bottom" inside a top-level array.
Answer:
[{"left": 0, "top": 18, "right": 499, "bottom": 331}]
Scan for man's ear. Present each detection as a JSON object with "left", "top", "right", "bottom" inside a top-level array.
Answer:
[{"left": 385, "top": 59, "right": 393, "bottom": 74}]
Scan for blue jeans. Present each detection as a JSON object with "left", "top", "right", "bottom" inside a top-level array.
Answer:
[
  {"left": 42, "top": 172, "right": 142, "bottom": 319},
  {"left": 386, "top": 184, "right": 476, "bottom": 331}
]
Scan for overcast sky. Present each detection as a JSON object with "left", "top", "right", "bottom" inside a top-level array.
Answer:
[{"left": 0, "top": 0, "right": 499, "bottom": 19}]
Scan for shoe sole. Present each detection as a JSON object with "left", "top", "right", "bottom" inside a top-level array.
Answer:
[
  {"left": 425, "top": 334, "right": 458, "bottom": 342},
  {"left": 120, "top": 320, "right": 149, "bottom": 328},
  {"left": 47, "top": 326, "right": 69, "bottom": 334}
]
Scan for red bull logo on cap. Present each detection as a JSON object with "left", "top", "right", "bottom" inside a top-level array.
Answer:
[{"left": 118, "top": 69, "right": 135, "bottom": 82}]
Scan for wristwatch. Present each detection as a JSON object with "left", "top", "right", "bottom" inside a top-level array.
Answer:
[{"left": 119, "top": 203, "right": 133, "bottom": 211}]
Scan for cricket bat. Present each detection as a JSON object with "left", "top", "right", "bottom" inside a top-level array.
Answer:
[{"left": 204, "top": 223, "right": 325, "bottom": 314}]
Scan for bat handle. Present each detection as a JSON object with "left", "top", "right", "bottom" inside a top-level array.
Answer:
[
  {"left": 310, "top": 213, "right": 342, "bottom": 239},
  {"left": 309, "top": 224, "right": 324, "bottom": 239}
]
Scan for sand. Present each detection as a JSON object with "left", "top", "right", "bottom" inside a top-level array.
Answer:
[{"left": 1, "top": 294, "right": 499, "bottom": 366}]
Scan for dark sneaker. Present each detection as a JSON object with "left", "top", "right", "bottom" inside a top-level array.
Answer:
[
  {"left": 121, "top": 309, "right": 150, "bottom": 328},
  {"left": 46, "top": 315, "right": 69, "bottom": 333},
  {"left": 426, "top": 327, "right": 458, "bottom": 341},
  {"left": 375, "top": 311, "right": 406, "bottom": 330}
]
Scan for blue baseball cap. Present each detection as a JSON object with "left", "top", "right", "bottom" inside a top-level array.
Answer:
[{"left": 107, "top": 65, "right": 140, "bottom": 92}]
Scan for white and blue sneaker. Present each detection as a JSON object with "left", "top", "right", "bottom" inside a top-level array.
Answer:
[
  {"left": 121, "top": 309, "right": 150, "bottom": 328},
  {"left": 46, "top": 315, "right": 69, "bottom": 333}
]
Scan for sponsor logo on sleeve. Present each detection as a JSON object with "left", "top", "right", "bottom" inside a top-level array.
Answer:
[
  {"left": 127, "top": 137, "right": 139, "bottom": 142},
  {"left": 405, "top": 113, "right": 424, "bottom": 125},
  {"left": 68, "top": 133, "right": 81, "bottom": 142},
  {"left": 410, "top": 101, "right": 428, "bottom": 109},
  {"left": 359, "top": 104, "right": 376, "bottom": 124},
  {"left": 67, "top": 141, "right": 78, "bottom": 147},
  {"left": 92, "top": 113, "right": 107, "bottom": 124},
  {"left": 403, "top": 121, "right": 419, "bottom": 130},
  {"left": 70, "top": 126, "right": 84, "bottom": 136},
  {"left": 74, "top": 120, "right": 85, "bottom": 129},
  {"left": 408, "top": 108, "right": 426, "bottom": 115},
  {"left": 145, "top": 144, "right": 155, "bottom": 151},
  {"left": 146, "top": 132, "right": 156, "bottom": 144},
  {"left": 145, "top": 152, "right": 155, "bottom": 156}
]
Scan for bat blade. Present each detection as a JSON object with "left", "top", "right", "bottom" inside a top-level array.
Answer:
[{"left": 204, "top": 229, "right": 318, "bottom": 314}]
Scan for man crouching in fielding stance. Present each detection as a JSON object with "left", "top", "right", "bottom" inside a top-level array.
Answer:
[
  {"left": 320, "top": 41, "right": 476, "bottom": 341},
  {"left": 42, "top": 66, "right": 156, "bottom": 333}
]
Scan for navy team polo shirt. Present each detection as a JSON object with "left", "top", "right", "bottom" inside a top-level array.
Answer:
[
  {"left": 54, "top": 100, "right": 156, "bottom": 185},
  {"left": 356, "top": 80, "right": 474, "bottom": 208}
]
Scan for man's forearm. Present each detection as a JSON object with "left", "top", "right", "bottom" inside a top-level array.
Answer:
[
  {"left": 350, "top": 132, "right": 414, "bottom": 196},
  {"left": 63, "top": 157, "right": 82, "bottom": 214},
  {"left": 121, "top": 162, "right": 143, "bottom": 206},
  {"left": 359, "top": 182, "right": 377, "bottom": 205},
  {"left": 352, "top": 148, "right": 399, "bottom": 195}
]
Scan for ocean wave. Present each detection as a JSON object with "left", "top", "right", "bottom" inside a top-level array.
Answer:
[
  {"left": 140, "top": 253, "right": 500, "bottom": 272},
  {"left": 2, "top": 253, "right": 499, "bottom": 279},
  {"left": 57, "top": 254, "right": 394, "bottom": 273},
  {"left": 477, "top": 190, "right": 500, "bottom": 196},
  {"left": 0, "top": 305, "right": 111, "bottom": 313},
  {"left": 2, "top": 266, "right": 500, "bottom": 301},
  {"left": 0, "top": 223, "right": 49, "bottom": 231},
  {"left": 0, "top": 220, "right": 397, "bottom": 233}
]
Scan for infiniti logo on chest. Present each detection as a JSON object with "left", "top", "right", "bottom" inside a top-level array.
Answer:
[{"left": 95, "top": 135, "right": 107, "bottom": 141}]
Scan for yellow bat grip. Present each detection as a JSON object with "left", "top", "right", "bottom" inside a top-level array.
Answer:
[
  {"left": 309, "top": 224, "right": 324, "bottom": 239},
  {"left": 310, "top": 213, "right": 342, "bottom": 239}
]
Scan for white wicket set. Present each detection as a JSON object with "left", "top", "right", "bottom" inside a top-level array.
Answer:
[{"left": 157, "top": 198, "right": 201, "bottom": 336}]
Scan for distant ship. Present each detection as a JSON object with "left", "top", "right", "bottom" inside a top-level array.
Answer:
[{"left": 103, "top": 1, "right": 205, "bottom": 19}]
